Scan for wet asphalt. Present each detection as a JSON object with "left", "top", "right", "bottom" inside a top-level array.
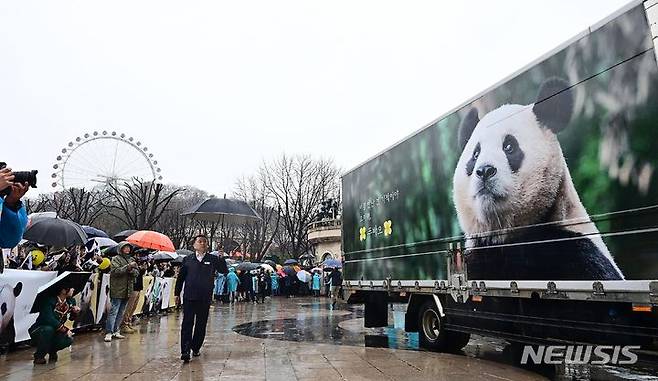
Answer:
[{"left": 1, "top": 296, "right": 657, "bottom": 380}]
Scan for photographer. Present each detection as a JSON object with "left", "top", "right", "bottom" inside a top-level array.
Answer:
[{"left": 0, "top": 166, "right": 29, "bottom": 250}]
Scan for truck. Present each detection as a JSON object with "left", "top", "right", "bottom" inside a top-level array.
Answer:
[{"left": 342, "top": 0, "right": 658, "bottom": 355}]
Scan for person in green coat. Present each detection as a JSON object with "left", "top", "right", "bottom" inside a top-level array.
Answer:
[
  {"left": 29, "top": 287, "right": 80, "bottom": 364},
  {"left": 104, "top": 242, "right": 139, "bottom": 342}
]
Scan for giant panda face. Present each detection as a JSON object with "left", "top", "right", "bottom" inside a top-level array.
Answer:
[
  {"left": 453, "top": 78, "right": 574, "bottom": 238},
  {"left": 453, "top": 105, "right": 565, "bottom": 233},
  {"left": 0, "top": 282, "right": 22, "bottom": 332}
]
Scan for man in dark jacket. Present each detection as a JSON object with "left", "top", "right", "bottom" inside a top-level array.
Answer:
[
  {"left": 174, "top": 234, "right": 228, "bottom": 363},
  {"left": 329, "top": 268, "right": 343, "bottom": 308}
]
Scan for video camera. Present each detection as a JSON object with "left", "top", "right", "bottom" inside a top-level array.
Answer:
[{"left": 0, "top": 162, "right": 38, "bottom": 197}]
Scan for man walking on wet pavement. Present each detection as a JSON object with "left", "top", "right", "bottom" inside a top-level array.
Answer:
[
  {"left": 329, "top": 268, "right": 343, "bottom": 308},
  {"left": 174, "top": 234, "right": 228, "bottom": 363}
]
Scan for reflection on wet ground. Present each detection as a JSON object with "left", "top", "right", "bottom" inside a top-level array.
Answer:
[
  {"left": 234, "top": 302, "right": 418, "bottom": 350},
  {"left": 234, "top": 301, "right": 658, "bottom": 381}
]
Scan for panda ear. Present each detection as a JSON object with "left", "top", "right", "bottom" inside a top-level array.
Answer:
[
  {"left": 533, "top": 77, "right": 573, "bottom": 133},
  {"left": 458, "top": 108, "right": 479, "bottom": 152},
  {"left": 13, "top": 282, "right": 22, "bottom": 297}
]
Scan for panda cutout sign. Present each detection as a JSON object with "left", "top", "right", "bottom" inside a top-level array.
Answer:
[
  {"left": 0, "top": 282, "right": 22, "bottom": 348},
  {"left": 453, "top": 78, "right": 623, "bottom": 281},
  {"left": 0, "top": 270, "right": 58, "bottom": 347}
]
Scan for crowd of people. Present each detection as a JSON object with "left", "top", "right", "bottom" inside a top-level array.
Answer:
[
  {"left": 213, "top": 265, "right": 342, "bottom": 306},
  {"left": 1, "top": 172, "right": 344, "bottom": 365},
  {"left": 4, "top": 235, "right": 343, "bottom": 364}
]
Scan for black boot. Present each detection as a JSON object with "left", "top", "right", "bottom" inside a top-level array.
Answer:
[
  {"left": 33, "top": 355, "right": 47, "bottom": 365},
  {"left": 49, "top": 352, "right": 58, "bottom": 363}
]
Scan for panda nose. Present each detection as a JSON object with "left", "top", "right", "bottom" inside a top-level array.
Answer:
[{"left": 476, "top": 165, "right": 497, "bottom": 180}]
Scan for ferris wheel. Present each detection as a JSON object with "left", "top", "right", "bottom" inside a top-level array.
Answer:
[{"left": 51, "top": 131, "right": 162, "bottom": 190}]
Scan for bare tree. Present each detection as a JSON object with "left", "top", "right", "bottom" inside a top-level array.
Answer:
[
  {"left": 260, "top": 154, "right": 340, "bottom": 258},
  {"left": 102, "top": 178, "right": 183, "bottom": 230},
  {"left": 155, "top": 186, "right": 207, "bottom": 249},
  {"left": 25, "top": 188, "right": 105, "bottom": 226},
  {"left": 55, "top": 188, "right": 105, "bottom": 226},
  {"left": 25, "top": 193, "right": 53, "bottom": 214},
  {"left": 234, "top": 175, "right": 281, "bottom": 262}
]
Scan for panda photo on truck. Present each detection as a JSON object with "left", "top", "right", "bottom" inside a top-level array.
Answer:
[{"left": 453, "top": 78, "right": 624, "bottom": 281}]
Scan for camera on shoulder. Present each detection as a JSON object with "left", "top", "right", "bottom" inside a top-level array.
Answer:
[{"left": 0, "top": 162, "right": 38, "bottom": 197}]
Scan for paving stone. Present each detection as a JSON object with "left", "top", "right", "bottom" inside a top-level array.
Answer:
[{"left": 0, "top": 297, "right": 545, "bottom": 381}]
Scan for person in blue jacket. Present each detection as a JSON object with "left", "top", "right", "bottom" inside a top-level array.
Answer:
[
  {"left": 213, "top": 272, "right": 226, "bottom": 302},
  {"left": 226, "top": 267, "right": 240, "bottom": 303},
  {"left": 270, "top": 272, "right": 279, "bottom": 296},
  {"left": 312, "top": 272, "right": 321, "bottom": 297},
  {"left": 0, "top": 169, "right": 29, "bottom": 252}
]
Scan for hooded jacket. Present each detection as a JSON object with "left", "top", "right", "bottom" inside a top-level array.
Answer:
[
  {"left": 109, "top": 242, "right": 139, "bottom": 299},
  {"left": 312, "top": 273, "right": 321, "bottom": 290},
  {"left": 226, "top": 268, "right": 240, "bottom": 292},
  {"left": 0, "top": 197, "right": 27, "bottom": 249}
]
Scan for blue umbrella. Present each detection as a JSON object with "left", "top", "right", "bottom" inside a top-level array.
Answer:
[
  {"left": 82, "top": 225, "right": 109, "bottom": 238},
  {"left": 283, "top": 259, "right": 298, "bottom": 265},
  {"left": 323, "top": 258, "right": 342, "bottom": 268}
]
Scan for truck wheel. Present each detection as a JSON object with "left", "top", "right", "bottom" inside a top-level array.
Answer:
[{"left": 418, "top": 300, "right": 447, "bottom": 351}]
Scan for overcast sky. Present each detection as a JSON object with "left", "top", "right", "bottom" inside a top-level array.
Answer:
[{"left": 1, "top": 0, "right": 629, "bottom": 197}]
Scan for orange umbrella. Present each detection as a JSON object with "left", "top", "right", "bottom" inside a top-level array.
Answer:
[{"left": 126, "top": 230, "right": 175, "bottom": 252}]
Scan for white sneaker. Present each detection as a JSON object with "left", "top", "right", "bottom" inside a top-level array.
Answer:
[
  {"left": 112, "top": 332, "right": 126, "bottom": 339},
  {"left": 104, "top": 333, "right": 112, "bottom": 342}
]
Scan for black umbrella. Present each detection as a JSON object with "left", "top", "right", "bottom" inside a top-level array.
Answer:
[
  {"left": 283, "top": 259, "right": 298, "bottom": 265},
  {"left": 181, "top": 197, "right": 262, "bottom": 225},
  {"left": 233, "top": 262, "right": 261, "bottom": 272},
  {"left": 82, "top": 225, "right": 109, "bottom": 238},
  {"left": 23, "top": 218, "right": 88, "bottom": 247},
  {"left": 264, "top": 259, "right": 277, "bottom": 268},
  {"left": 30, "top": 272, "right": 92, "bottom": 313},
  {"left": 113, "top": 229, "right": 138, "bottom": 242}
]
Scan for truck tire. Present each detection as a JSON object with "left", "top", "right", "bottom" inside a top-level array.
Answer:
[
  {"left": 417, "top": 300, "right": 471, "bottom": 352},
  {"left": 417, "top": 300, "right": 448, "bottom": 351}
]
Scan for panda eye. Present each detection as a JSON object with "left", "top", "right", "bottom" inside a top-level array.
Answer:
[
  {"left": 503, "top": 135, "right": 518, "bottom": 155},
  {"left": 472, "top": 143, "right": 481, "bottom": 159}
]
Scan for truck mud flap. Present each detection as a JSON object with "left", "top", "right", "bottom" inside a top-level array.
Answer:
[{"left": 364, "top": 292, "right": 389, "bottom": 328}]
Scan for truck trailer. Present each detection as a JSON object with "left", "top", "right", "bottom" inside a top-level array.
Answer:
[{"left": 342, "top": 0, "right": 658, "bottom": 354}]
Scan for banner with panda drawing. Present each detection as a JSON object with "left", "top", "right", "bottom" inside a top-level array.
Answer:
[
  {"left": 0, "top": 269, "right": 58, "bottom": 345},
  {"left": 1, "top": 271, "right": 179, "bottom": 346},
  {"left": 95, "top": 273, "right": 111, "bottom": 325},
  {"left": 342, "top": 4, "right": 658, "bottom": 281}
]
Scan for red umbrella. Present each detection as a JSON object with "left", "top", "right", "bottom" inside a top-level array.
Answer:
[{"left": 126, "top": 230, "right": 175, "bottom": 252}]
